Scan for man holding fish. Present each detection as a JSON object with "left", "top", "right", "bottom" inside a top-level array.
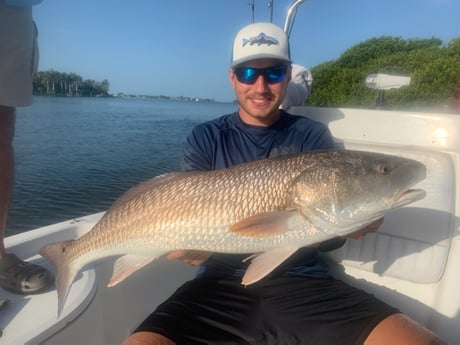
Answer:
[{"left": 123, "top": 23, "right": 446, "bottom": 344}]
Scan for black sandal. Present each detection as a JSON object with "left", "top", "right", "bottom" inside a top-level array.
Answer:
[{"left": 0, "top": 253, "right": 54, "bottom": 294}]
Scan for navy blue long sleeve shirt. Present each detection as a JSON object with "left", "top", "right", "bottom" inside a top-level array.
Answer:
[{"left": 181, "top": 111, "right": 345, "bottom": 279}]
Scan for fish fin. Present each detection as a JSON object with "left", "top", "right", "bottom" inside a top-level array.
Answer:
[
  {"left": 242, "top": 247, "right": 299, "bottom": 285},
  {"left": 107, "top": 255, "right": 157, "bottom": 287},
  {"left": 39, "top": 240, "right": 79, "bottom": 318},
  {"left": 229, "top": 211, "right": 297, "bottom": 237}
]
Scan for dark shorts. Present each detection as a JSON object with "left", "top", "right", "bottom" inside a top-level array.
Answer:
[{"left": 134, "top": 276, "right": 399, "bottom": 345}]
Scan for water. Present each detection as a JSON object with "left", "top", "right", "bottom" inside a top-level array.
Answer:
[{"left": 6, "top": 96, "right": 238, "bottom": 235}]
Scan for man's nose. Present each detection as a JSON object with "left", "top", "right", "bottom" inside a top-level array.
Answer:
[{"left": 253, "top": 74, "right": 269, "bottom": 91}]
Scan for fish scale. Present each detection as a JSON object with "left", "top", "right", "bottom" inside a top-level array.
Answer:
[{"left": 40, "top": 150, "right": 427, "bottom": 316}]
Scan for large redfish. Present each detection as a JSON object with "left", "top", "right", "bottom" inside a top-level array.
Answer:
[{"left": 40, "top": 150, "right": 426, "bottom": 315}]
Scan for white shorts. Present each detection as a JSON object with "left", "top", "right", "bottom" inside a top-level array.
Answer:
[{"left": 0, "top": 5, "right": 38, "bottom": 107}]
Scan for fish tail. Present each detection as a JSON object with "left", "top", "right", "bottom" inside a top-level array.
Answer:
[{"left": 39, "top": 240, "right": 79, "bottom": 317}]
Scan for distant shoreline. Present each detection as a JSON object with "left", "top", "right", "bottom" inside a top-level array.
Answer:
[{"left": 33, "top": 92, "right": 216, "bottom": 103}]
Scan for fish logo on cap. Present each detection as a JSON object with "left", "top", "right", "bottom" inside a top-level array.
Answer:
[{"left": 242, "top": 32, "right": 279, "bottom": 47}]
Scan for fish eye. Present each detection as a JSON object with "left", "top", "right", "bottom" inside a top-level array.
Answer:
[{"left": 376, "top": 163, "right": 391, "bottom": 175}]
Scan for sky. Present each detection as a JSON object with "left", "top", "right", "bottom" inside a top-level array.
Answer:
[{"left": 33, "top": 0, "right": 459, "bottom": 102}]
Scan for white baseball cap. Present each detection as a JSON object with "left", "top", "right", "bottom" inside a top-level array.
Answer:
[{"left": 231, "top": 22, "right": 291, "bottom": 67}]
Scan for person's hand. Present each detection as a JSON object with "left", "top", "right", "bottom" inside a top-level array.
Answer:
[
  {"left": 342, "top": 217, "right": 384, "bottom": 240},
  {"left": 165, "top": 250, "right": 212, "bottom": 266}
]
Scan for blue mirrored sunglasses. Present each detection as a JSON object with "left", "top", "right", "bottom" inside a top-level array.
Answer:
[{"left": 233, "top": 65, "right": 289, "bottom": 85}]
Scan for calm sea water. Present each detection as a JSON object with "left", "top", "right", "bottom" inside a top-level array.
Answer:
[{"left": 6, "top": 96, "right": 238, "bottom": 235}]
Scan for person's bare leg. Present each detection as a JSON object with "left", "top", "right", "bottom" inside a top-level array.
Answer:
[
  {"left": 0, "top": 105, "right": 54, "bottom": 294},
  {"left": 0, "top": 105, "right": 15, "bottom": 257},
  {"left": 122, "top": 332, "right": 176, "bottom": 345},
  {"left": 364, "top": 313, "right": 448, "bottom": 345}
]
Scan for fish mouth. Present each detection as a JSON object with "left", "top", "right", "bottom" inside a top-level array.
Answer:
[{"left": 394, "top": 188, "right": 426, "bottom": 208}]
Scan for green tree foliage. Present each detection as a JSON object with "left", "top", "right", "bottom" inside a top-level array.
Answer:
[
  {"left": 306, "top": 36, "right": 460, "bottom": 110},
  {"left": 33, "top": 70, "right": 110, "bottom": 97}
]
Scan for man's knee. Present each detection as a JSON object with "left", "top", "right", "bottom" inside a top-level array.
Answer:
[
  {"left": 365, "top": 313, "right": 448, "bottom": 345},
  {"left": 122, "top": 331, "right": 176, "bottom": 345}
]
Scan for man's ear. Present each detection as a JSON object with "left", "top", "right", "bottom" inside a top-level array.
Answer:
[{"left": 229, "top": 68, "right": 237, "bottom": 88}]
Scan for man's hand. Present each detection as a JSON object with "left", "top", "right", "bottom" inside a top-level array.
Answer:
[
  {"left": 165, "top": 250, "right": 212, "bottom": 266},
  {"left": 342, "top": 217, "right": 384, "bottom": 240}
]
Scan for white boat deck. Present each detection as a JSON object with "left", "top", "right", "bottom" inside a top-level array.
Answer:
[
  {"left": 1, "top": 214, "right": 101, "bottom": 344},
  {"left": 0, "top": 258, "right": 96, "bottom": 344}
]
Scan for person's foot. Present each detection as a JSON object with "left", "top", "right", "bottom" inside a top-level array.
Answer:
[{"left": 0, "top": 253, "right": 54, "bottom": 294}]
